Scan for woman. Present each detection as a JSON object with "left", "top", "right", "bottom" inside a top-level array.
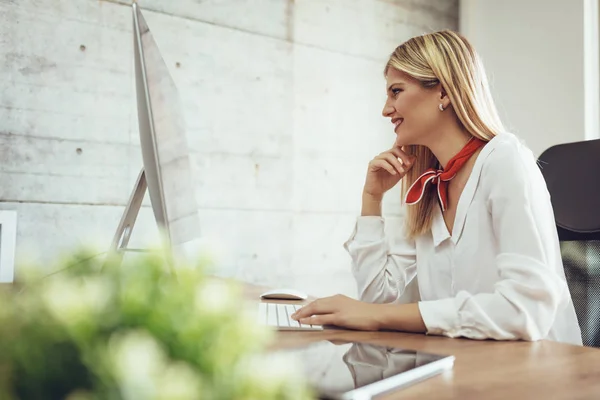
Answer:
[{"left": 291, "top": 30, "right": 582, "bottom": 344}]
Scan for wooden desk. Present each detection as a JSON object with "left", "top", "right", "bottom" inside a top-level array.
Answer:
[{"left": 244, "top": 281, "right": 600, "bottom": 399}]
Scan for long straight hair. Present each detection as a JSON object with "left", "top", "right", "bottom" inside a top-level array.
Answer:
[{"left": 385, "top": 30, "right": 505, "bottom": 237}]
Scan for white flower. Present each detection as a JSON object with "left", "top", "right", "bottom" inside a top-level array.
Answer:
[
  {"left": 155, "top": 362, "right": 202, "bottom": 400},
  {"left": 42, "top": 276, "right": 112, "bottom": 326},
  {"left": 109, "top": 330, "right": 166, "bottom": 400},
  {"left": 81, "top": 277, "right": 113, "bottom": 313},
  {"left": 42, "top": 279, "right": 80, "bottom": 325}
]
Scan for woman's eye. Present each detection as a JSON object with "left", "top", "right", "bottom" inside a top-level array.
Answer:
[{"left": 392, "top": 88, "right": 402, "bottom": 97}]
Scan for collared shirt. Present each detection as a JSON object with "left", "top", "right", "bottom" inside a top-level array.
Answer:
[{"left": 344, "top": 132, "right": 582, "bottom": 345}]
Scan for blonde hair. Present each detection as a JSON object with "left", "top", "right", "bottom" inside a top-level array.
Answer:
[{"left": 385, "top": 30, "right": 505, "bottom": 238}]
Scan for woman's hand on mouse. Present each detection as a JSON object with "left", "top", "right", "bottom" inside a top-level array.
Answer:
[
  {"left": 363, "top": 146, "right": 416, "bottom": 199},
  {"left": 290, "top": 294, "right": 381, "bottom": 331}
]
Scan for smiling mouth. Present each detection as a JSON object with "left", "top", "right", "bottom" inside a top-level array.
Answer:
[{"left": 392, "top": 118, "right": 403, "bottom": 129}]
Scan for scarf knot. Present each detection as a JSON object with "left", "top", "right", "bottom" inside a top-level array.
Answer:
[{"left": 405, "top": 137, "right": 486, "bottom": 211}]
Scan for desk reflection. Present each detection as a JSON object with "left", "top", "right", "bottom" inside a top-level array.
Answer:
[{"left": 341, "top": 342, "right": 443, "bottom": 389}]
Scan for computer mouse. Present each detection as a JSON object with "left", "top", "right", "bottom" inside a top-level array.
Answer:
[{"left": 260, "top": 288, "right": 308, "bottom": 301}]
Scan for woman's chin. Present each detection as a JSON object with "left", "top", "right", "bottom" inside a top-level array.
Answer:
[{"left": 394, "top": 135, "right": 412, "bottom": 147}]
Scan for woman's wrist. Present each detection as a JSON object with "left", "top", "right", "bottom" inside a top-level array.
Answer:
[
  {"left": 375, "top": 303, "right": 427, "bottom": 333},
  {"left": 361, "top": 192, "right": 383, "bottom": 216}
]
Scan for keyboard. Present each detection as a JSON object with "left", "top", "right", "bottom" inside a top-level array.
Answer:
[{"left": 258, "top": 302, "right": 323, "bottom": 331}]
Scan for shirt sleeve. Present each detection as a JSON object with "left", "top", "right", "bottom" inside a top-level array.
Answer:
[
  {"left": 344, "top": 216, "right": 417, "bottom": 304},
  {"left": 418, "top": 145, "right": 570, "bottom": 341}
]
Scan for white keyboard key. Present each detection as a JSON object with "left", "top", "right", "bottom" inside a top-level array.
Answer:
[
  {"left": 257, "top": 302, "right": 323, "bottom": 331},
  {"left": 258, "top": 303, "right": 267, "bottom": 324},
  {"left": 277, "top": 303, "right": 290, "bottom": 327},
  {"left": 267, "top": 303, "right": 278, "bottom": 326}
]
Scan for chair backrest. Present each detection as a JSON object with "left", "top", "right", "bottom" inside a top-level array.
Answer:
[{"left": 538, "top": 138, "right": 600, "bottom": 347}]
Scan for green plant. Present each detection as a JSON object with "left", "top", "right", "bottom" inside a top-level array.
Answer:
[{"left": 0, "top": 248, "right": 314, "bottom": 400}]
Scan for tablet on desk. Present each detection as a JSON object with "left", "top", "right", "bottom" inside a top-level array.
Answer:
[{"left": 267, "top": 340, "right": 454, "bottom": 399}]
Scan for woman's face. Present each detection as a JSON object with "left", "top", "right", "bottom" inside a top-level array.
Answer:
[{"left": 382, "top": 68, "right": 445, "bottom": 147}]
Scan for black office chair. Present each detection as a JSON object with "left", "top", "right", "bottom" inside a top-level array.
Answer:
[{"left": 538, "top": 138, "right": 600, "bottom": 347}]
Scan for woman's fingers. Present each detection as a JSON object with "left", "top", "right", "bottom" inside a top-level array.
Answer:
[
  {"left": 389, "top": 146, "right": 415, "bottom": 167},
  {"left": 369, "top": 159, "right": 397, "bottom": 175},
  {"left": 298, "top": 314, "right": 337, "bottom": 326},
  {"left": 292, "top": 297, "right": 338, "bottom": 320},
  {"left": 292, "top": 300, "right": 321, "bottom": 319},
  {"left": 378, "top": 152, "right": 406, "bottom": 175}
]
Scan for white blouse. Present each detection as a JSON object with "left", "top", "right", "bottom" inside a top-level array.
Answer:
[{"left": 344, "top": 132, "right": 582, "bottom": 345}]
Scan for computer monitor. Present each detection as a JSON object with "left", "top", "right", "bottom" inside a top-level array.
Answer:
[{"left": 108, "top": 3, "right": 200, "bottom": 264}]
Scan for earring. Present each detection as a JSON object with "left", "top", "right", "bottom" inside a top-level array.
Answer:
[{"left": 439, "top": 104, "right": 444, "bottom": 111}]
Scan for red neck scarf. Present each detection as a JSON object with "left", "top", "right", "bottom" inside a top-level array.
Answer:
[{"left": 405, "top": 137, "right": 486, "bottom": 211}]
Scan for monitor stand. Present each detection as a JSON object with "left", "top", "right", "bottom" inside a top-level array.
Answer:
[
  {"left": 106, "top": 168, "right": 175, "bottom": 272},
  {"left": 109, "top": 168, "right": 149, "bottom": 261}
]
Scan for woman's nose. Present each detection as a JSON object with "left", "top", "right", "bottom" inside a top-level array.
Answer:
[{"left": 382, "top": 103, "right": 394, "bottom": 117}]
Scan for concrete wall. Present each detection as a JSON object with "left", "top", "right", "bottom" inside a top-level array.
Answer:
[
  {"left": 460, "top": 0, "right": 599, "bottom": 157},
  {"left": 0, "top": 0, "right": 457, "bottom": 296}
]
